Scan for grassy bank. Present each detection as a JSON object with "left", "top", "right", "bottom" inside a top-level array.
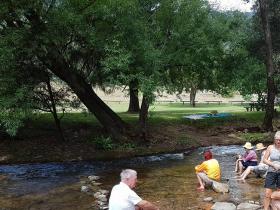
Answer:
[{"left": 0, "top": 103, "right": 277, "bottom": 164}]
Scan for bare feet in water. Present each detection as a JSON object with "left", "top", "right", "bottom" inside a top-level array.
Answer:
[
  {"left": 236, "top": 178, "right": 246, "bottom": 182},
  {"left": 197, "top": 187, "right": 205, "bottom": 192}
]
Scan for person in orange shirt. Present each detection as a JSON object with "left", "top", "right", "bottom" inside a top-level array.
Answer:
[{"left": 195, "top": 150, "right": 221, "bottom": 191}]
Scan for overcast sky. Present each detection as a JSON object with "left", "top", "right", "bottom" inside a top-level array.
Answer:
[{"left": 208, "top": 0, "right": 255, "bottom": 12}]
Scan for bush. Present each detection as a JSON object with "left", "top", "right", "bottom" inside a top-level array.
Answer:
[
  {"left": 117, "top": 143, "right": 136, "bottom": 150},
  {"left": 93, "top": 136, "right": 113, "bottom": 150},
  {"left": 239, "top": 132, "right": 271, "bottom": 144}
]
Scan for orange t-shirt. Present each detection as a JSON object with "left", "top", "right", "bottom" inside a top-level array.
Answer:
[{"left": 195, "top": 159, "right": 221, "bottom": 181}]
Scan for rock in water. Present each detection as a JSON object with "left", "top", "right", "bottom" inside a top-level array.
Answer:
[
  {"left": 81, "top": 185, "right": 90, "bottom": 192},
  {"left": 212, "top": 181, "right": 229, "bottom": 193},
  {"left": 211, "top": 202, "right": 236, "bottom": 210},
  {"left": 236, "top": 202, "right": 261, "bottom": 210},
  {"left": 203, "top": 197, "right": 214, "bottom": 202},
  {"left": 88, "top": 175, "right": 100, "bottom": 181}
]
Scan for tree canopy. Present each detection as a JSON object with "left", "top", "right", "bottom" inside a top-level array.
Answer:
[{"left": 0, "top": 0, "right": 274, "bottom": 138}]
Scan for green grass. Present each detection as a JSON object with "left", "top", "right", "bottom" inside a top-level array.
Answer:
[
  {"left": 238, "top": 132, "right": 271, "bottom": 144},
  {"left": 20, "top": 102, "right": 270, "bottom": 139}
]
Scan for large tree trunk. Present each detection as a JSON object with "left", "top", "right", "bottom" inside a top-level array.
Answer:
[
  {"left": 259, "top": 0, "right": 276, "bottom": 131},
  {"left": 46, "top": 78, "right": 65, "bottom": 141},
  {"left": 128, "top": 80, "right": 140, "bottom": 113},
  {"left": 139, "top": 95, "right": 149, "bottom": 142},
  {"left": 42, "top": 52, "right": 129, "bottom": 141},
  {"left": 190, "top": 87, "right": 197, "bottom": 107}
]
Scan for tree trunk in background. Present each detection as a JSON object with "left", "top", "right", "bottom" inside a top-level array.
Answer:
[
  {"left": 128, "top": 80, "right": 140, "bottom": 113},
  {"left": 139, "top": 95, "right": 149, "bottom": 142},
  {"left": 190, "top": 87, "right": 197, "bottom": 107},
  {"left": 42, "top": 51, "right": 129, "bottom": 141},
  {"left": 259, "top": 0, "right": 276, "bottom": 131},
  {"left": 46, "top": 78, "right": 65, "bottom": 141}
]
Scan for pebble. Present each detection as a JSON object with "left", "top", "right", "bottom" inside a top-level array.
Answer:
[
  {"left": 92, "top": 182, "right": 102, "bottom": 186},
  {"left": 237, "top": 202, "right": 261, "bottom": 210},
  {"left": 94, "top": 192, "right": 102, "bottom": 198},
  {"left": 88, "top": 175, "right": 100, "bottom": 181},
  {"left": 81, "top": 185, "right": 90, "bottom": 192},
  {"left": 99, "top": 189, "right": 109, "bottom": 194},
  {"left": 203, "top": 197, "right": 213, "bottom": 202},
  {"left": 211, "top": 202, "right": 236, "bottom": 210}
]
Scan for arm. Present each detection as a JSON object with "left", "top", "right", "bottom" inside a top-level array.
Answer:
[
  {"left": 243, "top": 150, "right": 257, "bottom": 162},
  {"left": 136, "top": 200, "right": 159, "bottom": 210},
  {"left": 263, "top": 145, "right": 274, "bottom": 167},
  {"left": 195, "top": 162, "right": 206, "bottom": 173}
]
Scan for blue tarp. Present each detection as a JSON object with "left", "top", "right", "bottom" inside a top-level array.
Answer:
[{"left": 183, "top": 113, "right": 232, "bottom": 120}]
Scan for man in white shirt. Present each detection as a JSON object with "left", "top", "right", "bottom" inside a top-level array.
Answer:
[{"left": 109, "top": 169, "right": 159, "bottom": 210}]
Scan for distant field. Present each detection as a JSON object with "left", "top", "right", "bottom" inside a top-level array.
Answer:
[{"left": 106, "top": 102, "right": 249, "bottom": 113}]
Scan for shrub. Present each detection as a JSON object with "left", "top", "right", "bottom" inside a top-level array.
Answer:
[
  {"left": 117, "top": 143, "right": 136, "bottom": 150},
  {"left": 93, "top": 136, "right": 113, "bottom": 150},
  {"left": 239, "top": 132, "right": 270, "bottom": 144}
]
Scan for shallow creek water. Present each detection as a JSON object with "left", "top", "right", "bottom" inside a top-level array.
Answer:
[{"left": 0, "top": 145, "right": 265, "bottom": 210}]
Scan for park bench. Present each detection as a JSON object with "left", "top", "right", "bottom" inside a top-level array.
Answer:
[
  {"left": 181, "top": 100, "right": 198, "bottom": 105},
  {"left": 155, "top": 100, "right": 174, "bottom": 103},
  {"left": 104, "top": 100, "right": 123, "bottom": 104},
  {"left": 205, "top": 100, "right": 223, "bottom": 105},
  {"left": 229, "top": 100, "right": 245, "bottom": 105}
]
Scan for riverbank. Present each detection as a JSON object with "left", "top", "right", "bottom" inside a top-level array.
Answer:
[{"left": 0, "top": 120, "right": 274, "bottom": 165}]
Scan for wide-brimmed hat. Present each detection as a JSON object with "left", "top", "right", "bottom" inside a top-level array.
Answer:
[
  {"left": 256, "top": 143, "right": 266, "bottom": 151},
  {"left": 243, "top": 142, "right": 253, "bottom": 150}
]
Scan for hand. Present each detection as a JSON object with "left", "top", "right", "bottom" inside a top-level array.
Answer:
[{"left": 273, "top": 164, "right": 280, "bottom": 171}]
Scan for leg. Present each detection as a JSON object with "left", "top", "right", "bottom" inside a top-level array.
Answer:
[
  {"left": 235, "top": 160, "right": 241, "bottom": 172},
  {"left": 271, "top": 189, "right": 280, "bottom": 200},
  {"left": 264, "top": 172, "right": 277, "bottom": 210},
  {"left": 238, "top": 166, "right": 253, "bottom": 180},
  {"left": 264, "top": 188, "right": 273, "bottom": 210},
  {"left": 196, "top": 172, "right": 213, "bottom": 191},
  {"left": 196, "top": 174, "right": 205, "bottom": 191},
  {"left": 234, "top": 160, "right": 238, "bottom": 172},
  {"left": 238, "top": 161, "right": 244, "bottom": 174}
]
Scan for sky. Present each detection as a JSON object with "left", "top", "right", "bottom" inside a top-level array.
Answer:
[{"left": 208, "top": 0, "right": 255, "bottom": 12}]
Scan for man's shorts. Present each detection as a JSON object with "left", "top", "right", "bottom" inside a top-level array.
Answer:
[
  {"left": 197, "top": 172, "right": 214, "bottom": 186},
  {"left": 264, "top": 172, "right": 280, "bottom": 189}
]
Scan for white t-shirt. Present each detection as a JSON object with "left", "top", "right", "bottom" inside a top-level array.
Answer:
[{"left": 109, "top": 182, "right": 142, "bottom": 210}]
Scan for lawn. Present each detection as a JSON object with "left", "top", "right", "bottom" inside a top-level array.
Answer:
[
  {"left": 24, "top": 102, "right": 267, "bottom": 135},
  {"left": 3, "top": 102, "right": 275, "bottom": 164}
]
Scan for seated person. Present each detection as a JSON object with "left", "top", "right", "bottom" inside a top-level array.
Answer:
[
  {"left": 234, "top": 142, "right": 258, "bottom": 174},
  {"left": 236, "top": 143, "right": 268, "bottom": 180},
  {"left": 109, "top": 169, "right": 159, "bottom": 210},
  {"left": 195, "top": 150, "right": 221, "bottom": 191}
]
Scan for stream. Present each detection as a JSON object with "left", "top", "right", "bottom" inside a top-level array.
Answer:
[{"left": 0, "top": 145, "right": 265, "bottom": 209}]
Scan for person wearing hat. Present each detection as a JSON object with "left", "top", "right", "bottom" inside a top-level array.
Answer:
[
  {"left": 234, "top": 142, "right": 258, "bottom": 174},
  {"left": 236, "top": 143, "right": 268, "bottom": 181},
  {"left": 263, "top": 131, "right": 280, "bottom": 210},
  {"left": 195, "top": 150, "right": 221, "bottom": 191}
]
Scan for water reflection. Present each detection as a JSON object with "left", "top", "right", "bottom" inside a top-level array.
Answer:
[{"left": 0, "top": 145, "right": 265, "bottom": 209}]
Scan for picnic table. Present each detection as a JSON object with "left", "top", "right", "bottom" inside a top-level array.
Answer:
[
  {"left": 181, "top": 100, "right": 198, "bottom": 105},
  {"left": 244, "top": 102, "right": 266, "bottom": 111}
]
